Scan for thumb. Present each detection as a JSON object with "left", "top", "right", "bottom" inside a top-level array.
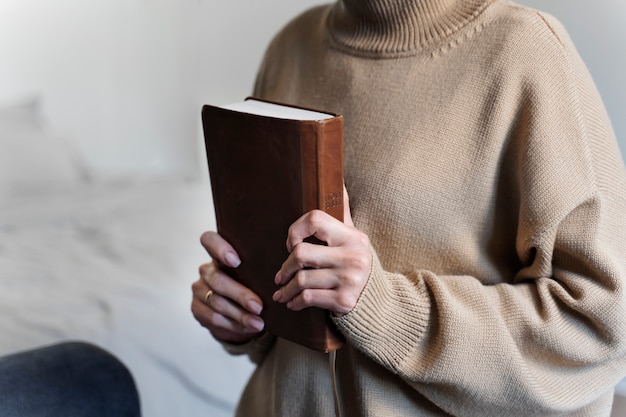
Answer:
[{"left": 343, "top": 185, "right": 354, "bottom": 227}]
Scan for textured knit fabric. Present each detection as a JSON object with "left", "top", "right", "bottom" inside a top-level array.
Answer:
[{"left": 223, "top": 0, "right": 626, "bottom": 416}]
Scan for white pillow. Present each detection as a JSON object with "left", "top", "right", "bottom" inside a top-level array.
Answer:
[{"left": 0, "top": 98, "right": 86, "bottom": 197}]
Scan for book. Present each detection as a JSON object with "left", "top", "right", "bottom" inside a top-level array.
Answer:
[{"left": 201, "top": 97, "right": 345, "bottom": 352}]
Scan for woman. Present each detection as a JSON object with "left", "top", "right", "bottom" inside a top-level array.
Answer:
[{"left": 191, "top": 0, "right": 626, "bottom": 415}]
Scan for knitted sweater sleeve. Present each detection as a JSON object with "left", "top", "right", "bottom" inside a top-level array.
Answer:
[{"left": 331, "top": 12, "right": 626, "bottom": 417}]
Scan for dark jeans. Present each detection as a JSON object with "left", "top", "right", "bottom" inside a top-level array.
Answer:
[{"left": 0, "top": 341, "right": 141, "bottom": 417}]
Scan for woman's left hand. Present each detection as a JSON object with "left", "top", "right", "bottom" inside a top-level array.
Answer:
[{"left": 272, "top": 188, "right": 371, "bottom": 317}]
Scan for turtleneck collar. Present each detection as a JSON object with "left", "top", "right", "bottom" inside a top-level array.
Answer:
[{"left": 327, "top": 0, "right": 495, "bottom": 57}]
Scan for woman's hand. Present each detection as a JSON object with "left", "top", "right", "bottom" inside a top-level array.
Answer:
[
  {"left": 191, "top": 232, "right": 265, "bottom": 344},
  {"left": 272, "top": 187, "right": 371, "bottom": 317}
]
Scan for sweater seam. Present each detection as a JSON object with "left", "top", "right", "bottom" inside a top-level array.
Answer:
[
  {"left": 520, "top": 7, "right": 600, "bottom": 192},
  {"left": 533, "top": 11, "right": 565, "bottom": 48},
  {"left": 514, "top": 9, "right": 602, "bottom": 252},
  {"left": 535, "top": 13, "right": 600, "bottom": 193}
]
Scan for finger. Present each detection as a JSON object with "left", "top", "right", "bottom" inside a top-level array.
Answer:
[
  {"left": 275, "top": 242, "right": 338, "bottom": 285},
  {"left": 283, "top": 288, "right": 347, "bottom": 313},
  {"left": 191, "top": 295, "right": 245, "bottom": 333},
  {"left": 206, "top": 292, "right": 265, "bottom": 333},
  {"left": 343, "top": 185, "right": 354, "bottom": 227},
  {"left": 286, "top": 210, "right": 350, "bottom": 252},
  {"left": 191, "top": 280, "right": 246, "bottom": 332},
  {"left": 200, "top": 231, "right": 241, "bottom": 268},
  {"left": 200, "top": 262, "right": 263, "bottom": 315},
  {"left": 285, "top": 287, "right": 359, "bottom": 316},
  {"left": 272, "top": 268, "right": 338, "bottom": 303},
  {"left": 191, "top": 279, "right": 264, "bottom": 333},
  {"left": 191, "top": 297, "right": 261, "bottom": 342}
]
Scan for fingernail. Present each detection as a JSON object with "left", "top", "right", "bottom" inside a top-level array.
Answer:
[
  {"left": 274, "top": 271, "right": 281, "bottom": 284},
  {"left": 248, "top": 316, "right": 264, "bottom": 332},
  {"left": 247, "top": 300, "right": 262, "bottom": 315},
  {"left": 272, "top": 290, "right": 281, "bottom": 302},
  {"left": 224, "top": 251, "right": 241, "bottom": 268}
]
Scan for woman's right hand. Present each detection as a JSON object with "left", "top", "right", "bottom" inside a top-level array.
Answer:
[{"left": 191, "top": 231, "right": 265, "bottom": 344}]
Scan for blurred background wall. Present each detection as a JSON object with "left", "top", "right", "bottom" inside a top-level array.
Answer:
[
  {"left": 1, "top": 0, "right": 624, "bottom": 182},
  {"left": 0, "top": 1, "right": 322, "bottom": 180}
]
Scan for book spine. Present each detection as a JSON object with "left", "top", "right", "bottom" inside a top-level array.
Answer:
[
  {"left": 317, "top": 117, "right": 344, "bottom": 223},
  {"left": 297, "top": 117, "right": 346, "bottom": 352},
  {"left": 299, "top": 117, "right": 344, "bottom": 222},
  {"left": 316, "top": 117, "right": 346, "bottom": 352}
]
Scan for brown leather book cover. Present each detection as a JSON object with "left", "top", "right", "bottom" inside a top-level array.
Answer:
[{"left": 201, "top": 97, "right": 345, "bottom": 352}]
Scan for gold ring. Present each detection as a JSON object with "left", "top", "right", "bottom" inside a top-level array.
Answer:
[{"left": 204, "top": 289, "right": 214, "bottom": 303}]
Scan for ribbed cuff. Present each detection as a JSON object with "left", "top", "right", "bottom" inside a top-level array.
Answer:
[{"left": 332, "top": 248, "right": 431, "bottom": 371}]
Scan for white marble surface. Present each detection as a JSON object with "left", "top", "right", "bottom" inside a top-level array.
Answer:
[{"left": 0, "top": 179, "right": 254, "bottom": 417}]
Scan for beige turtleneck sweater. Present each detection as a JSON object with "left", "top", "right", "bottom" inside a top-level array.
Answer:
[{"left": 222, "top": 1, "right": 626, "bottom": 416}]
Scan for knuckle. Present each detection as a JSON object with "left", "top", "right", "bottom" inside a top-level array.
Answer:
[
  {"left": 292, "top": 244, "right": 308, "bottom": 262},
  {"left": 300, "top": 289, "right": 315, "bottom": 306},
  {"left": 294, "top": 271, "right": 308, "bottom": 289},
  {"left": 307, "top": 209, "right": 326, "bottom": 226},
  {"left": 341, "top": 271, "right": 358, "bottom": 288},
  {"left": 209, "top": 270, "right": 226, "bottom": 289},
  {"left": 356, "top": 231, "right": 370, "bottom": 248},
  {"left": 191, "top": 280, "right": 203, "bottom": 293},
  {"left": 345, "top": 246, "right": 370, "bottom": 272},
  {"left": 353, "top": 253, "right": 371, "bottom": 271},
  {"left": 336, "top": 293, "right": 356, "bottom": 313},
  {"left": 204, "top": 313, "right": 220, "bottom": 329},
  {"left": 203, "top": 271, "right": 220, "bottom": 290},
  {"left": 210, "top": 294, "right": 227, "bottom": 313},
  {"left": 198, "top": 262, "right": 213, "bottom": 276}
]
